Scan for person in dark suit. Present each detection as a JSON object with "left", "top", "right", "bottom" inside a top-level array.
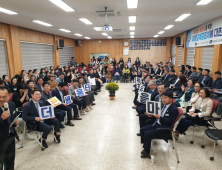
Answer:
[
  {"left": 184, "top": 65, "right": 192, "bottom": 78},
  {"left": 52, "top": 82, "right": 82, "bottom": 126},
  {"left": 147, "top": 65, "right": 154, "bottom": 74},
  {"left": 41, "top": 82, "right": 65, "bottom": 128},
  {"left": 161, "top": 70, "right": 170, "bottom": 84},
  {"left": 22, "top": 89, "right": 61, "bottom": 148},
  {"left": 136, "top": 80, "right": 159, "bottom": 116},
  {"left": 2, "top": 75, "right": 11, "bottom": 90},
  {"left": 35, "top": 77, "right": 43, "bottom": 92},
  {"left": 210, "top": 71, "right": 222, "bottom": 91},
  {"left": 193, "top": 68, "right": 202, "bottom": 82},
  {"left": 164, "top": 69, "right": 177, "bottom": 87},
  {"left": 0, "top": 86, "right": 19, "bottom": 170},
  {"left": 198, "top": 69, "right": 212, "bottom": 87},
  {"left": 154, "top": 65, "right": 161, "bottom": 75},
  {"left": 27, "top": 80, "right": 36, "bottom": 98},
  {"left": 137, "top": 84, "right": 166, "bottom": 136},
  {"left": 140, "top": 91, "right": 179, "bottom": 158}
]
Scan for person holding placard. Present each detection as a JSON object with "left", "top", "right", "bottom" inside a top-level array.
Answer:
[
  {"left": 140, "top": 92, "right": 179, "bottom": 159},
  {"left": 22, "top": 89, "right": 61, "bottom": 148}
]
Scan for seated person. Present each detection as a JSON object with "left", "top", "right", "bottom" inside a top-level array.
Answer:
[
  {"left": 12, "top": 83, "right": 29, "bottom": 108},
  {"left": 2, "top": 75, "right": 11, "bottom": 89},
  {"left": 27, "top": 80, "right": 36, "bottom": 98},
  {"left": 10, "top": 77, "right": 18, "bottom": 93},
  {"left": 55, "top": 73, "right": 65, "bottom": 85},
  {"left": 122, "top": 65, "right": 130, "bottom": 82},
  {"left": 52, "top": 82, "right": 82, "bottom": 126},
  {"left": 92, "top": 69, "right": 102, "bottom": 92},
  {"left": 140, "top": 92, "right": 179, "bottom": 158},
  {"left": 193, "top": 68, "right": 202, "bottom": 82},
  {"left": 173, "top": 75, "right": 188, "bottom": 96},
  {"left": 210, "top": 71, "right": 222, "bottom": 100},
  {"left": 64, "top": 71, "right": 72, "bottom": 85},
  {"left": 188, "top": 67, "right": 198, "bottom": 79},
  {"left": 114, "top": 65, "right": 121, "bottom": 83},
  {"left": 138, "top": 84, "right": 166, "bottom": 135},
  {"left": 67, "top": 79, "right": 88, "bottom": 114},
  {"left": 41, "top": 82, "right": 66, "bottom": 128},
  {"left": 158, "top": 70, "right": 170, "bottom": 84},
  {"left": 35, "top": 77, "right": 43, "bottom": 92},
  {"left": 82, "top": 73, "right": 96, "bottom": 94},
  {"left": 173, "top": 88, "right": 213, "bottom": 140},
  {"left": 48, "top": 74, "right": 57, "bottom": 91},
  {"left": 0, "top": 79, "right": 5, "bottom": 86},
  {"left": 164, "top": 70, "right": 177, "bottom": 87},
  {"left": 22, "top": 89, "right": 61, "bottom": 148},
  {"left": 136, "top": 80, "right": 159, "bottom": 116},
  {"left": 184, "top": 65, "right": 192, "bottom": 78},
  {"left": 198, "top": 69, "right": 212, "bottom": 87}
]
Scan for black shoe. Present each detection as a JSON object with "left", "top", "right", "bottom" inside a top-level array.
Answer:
[
  {"left": 54, "top": 132, "right": 61, "bottom": 143},
  {"left": 132, "top": 106, "right": 137, "bottom": 109},
  {"left": 60, "top": 123, "right": 65, "bottom": 128},
  {"left": 136, "top": 114, "right": 139, "bottom": 116},
  {"left": 137, "top": 133, "right": 141, "bottom": 136},
  {"left": 91, "top": 103, "right": 96, "bottom": 106},
  {"left": 94, "top": 92, "right": 98, "bottom": 95},
  {"left": 39, "top": 138, "right": 48, "bottom": 148},
  {"left": 141, "top": 149, "right": 145, "bottom": 154},
  {"left": 141, "top": 151, "right": 151, "bottom": 159}
]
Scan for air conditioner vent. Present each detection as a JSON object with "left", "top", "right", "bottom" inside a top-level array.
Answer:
[
  {"left": 113, "top": 29, "right": 125, "bottom": 32},
  {"left": 91, "top": 10, "right": 121, "bottom": 17}
]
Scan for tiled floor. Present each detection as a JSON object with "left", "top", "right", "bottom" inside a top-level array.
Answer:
[{"left": 15, "top": 83, "right": 222, "bottom": 170}]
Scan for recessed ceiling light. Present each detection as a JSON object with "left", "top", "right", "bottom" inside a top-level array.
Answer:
[
  {"left": 158, "top": 31, "right": 165, "bottom": 34},
  {"left": 130, "top": 32, "right": 135, "bottom": 35},
  {"left": 79, "top": 18, "right": 93, "bottom": 25},
  {"left": 107, "top": 36, "right": 112, "bottom": 39},
  {"left": 49, "top": 0, "right": 75, "bottom": 12},
  {"left": 130, "top": 36, "right": 134, "bottom": 38},
  {"left": 84, "top": 37, "right": 91, "bottom": 39},
  {"left": 0, "top": 7, "right": 18, "bottom": 15},
  {"left": 153, "top": 35, "right": 159, "bottom": 37},
  {"left": 127, "top": 0, "right": 138, "bottom": 8},
  {"left": 102, "top": 33, "right": 108, "bottom": 36},
  {"left": 128, "top": 16, "right": 136, "bottom": 23},
  {"left": 59, "top": 29, "right": 71, "bottom": 32},
  {"left": 196, "top": 0, "right": 213, "bottom": 5},
  {"left": 32, "top": 20, "right": 53, "bottom": 27},
  {"left": 74, "top": 33, "right": 83, "bottom": 36},
  {"left": 164, "top": 25, "right": 174, "bottom": 29},
  {"left": 175, "top": 14, "right": 191, "bottom": 21},
  {"left": 129, "top": 26, "right": 135, "bottom": 30}
]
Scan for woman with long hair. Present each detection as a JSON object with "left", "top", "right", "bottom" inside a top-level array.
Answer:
[
  {"left": 127, "top": 57, "right": 132, "bottom": 68},
  {"left": 122, "top": 65, "right": 130, "bottom": 82}
]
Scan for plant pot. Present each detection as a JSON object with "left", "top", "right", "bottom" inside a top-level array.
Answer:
[{"left": 109, "top": 91, "right": 115, "bottom": 97}]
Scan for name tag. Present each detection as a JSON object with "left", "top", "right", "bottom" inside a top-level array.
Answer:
[{"left": 165, "top": 114, "right": 169, "bottom": 116}]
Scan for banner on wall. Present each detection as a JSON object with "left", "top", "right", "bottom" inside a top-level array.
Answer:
[{"left": 187, "top": 16, "right": 222, "bottom": 48}]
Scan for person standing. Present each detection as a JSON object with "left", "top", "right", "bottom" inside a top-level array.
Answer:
[{"left": 0, "top": 86, "right": 19, "bottom": 170}]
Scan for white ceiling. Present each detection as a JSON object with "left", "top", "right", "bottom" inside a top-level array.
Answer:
[{"left": 0, "top": 0, "right": 222, "bottom": 40}]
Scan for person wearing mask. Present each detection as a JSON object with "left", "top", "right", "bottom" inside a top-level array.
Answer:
[
  {"left": 0, "top": 86, "right": 19, "bottom": 170},
  {"left": 2, "top": 75, "right": 11, "bottom": 89},
  {"left": 188, "top": 67, "right": 198, "bottom": 79},
  {"left": 22, "top": 89, "right": 61, "bottom": 148},
  {"left": 173, "top": 88, "right": 213, "bottom": 140},
  {"left": 198, "top": 69, "right": 212, "bottom": 87},
  {"left": 27, "top": 80, "right": 36, "bottom": 98},
  {"left": 137, "top": 84, "right": 166, "bottom": 135},
  {"left": 10, "top": 77, "right": 18, "bottom": 93},
  {"left": 41, "top": 82, "right": 65, "bottom": 128},
  {"left": 56, "top": 73, "right": 65, "bottom": 85},
  {"left": 114, "top": 65, "right": 121, "bottom": 83},
  {"left": 43, "top": 71, "right": 50, "bottom": 82},
  {"left": 122, "top": 65, "right": 130, "bottom": 82},
  {"left": 193, "top": 68, "right": 203, "bottom": 82},
  {"left": 135, "top": 57, "right": 141, "bottom": 68},
  {"left": 64, "top": 71, "right": 72, "bottom": 85},
  {"left": 52, "top": 82, "right": 82, "bottom": 126},
  {"left": 70, "top": 57, "right": 77, "bottom": 67},
  {"left": 140, "top": 91, "right": 179, "bottom": 158}
]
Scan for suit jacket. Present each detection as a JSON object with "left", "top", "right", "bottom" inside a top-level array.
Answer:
[
  {"left": 165, "top": 75, "right": 177, "bottom": 87},
  {"left": 149, "top": 88, "right": 159, "bottom": 101},
  {"left": 41, "top": 91, "right": 52, "bottom": 106},
  {"left": 188, "top": 72, "right": 198, "bottom": 79},
  {"left": 193, "top": 73, "right": 202, "bottom": 82},
  {"left": 52, "top": 88, "right": 66, "bottom": 102},
  {"left": 210, "top": 78, "right": 222, "bottom": 90},
  {"left": 154, "top": 94, "right": 164, "bottom": 108},
  {"left": 4, "top": 81, "right": 11, "bottom": 89},
  {"left": 155, "top": 104, "right": 179, "bottom": 142},
  {"left": 35, "top": 84, "right": 43, "bottom": 92},
  {"left": 198, "top": 76, "right": 213, "bottom": 87},
  {"left": 143, "top": 82, "right": 150, "bottom": 92},
  {"left": 0, "top": 102, "right": 17, "bottom": 144},
  {"left": 147, "top": 68, "right": 154, "bottom": 74},
  {"left": 154, "top": 68, "right": 161, "bottom": 75},
  {"left": 22, "top": 100, "right": 45, "bottom": 129},
  {"left": 191, "top": 97, "right": 213, "bottom": 118}
]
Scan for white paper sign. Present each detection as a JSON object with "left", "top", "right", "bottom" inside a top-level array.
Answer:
[
  {"left": 138, "top": 92, "right": 151, "bottom": 104},
  {"left": 64, "top": 95, "right": 72, "bottom": 105},
  {"left": 139, "top": 85, "right": 145, "bottom": 92},
  {"left": 89, "top": 78, "right": 96, "bottom": 85},
  {"left": 84, "top": 84, "right": 91, "bottom": 91},
  {"left": 75, "top": 88, "right": 86, "bottom": 97},
  {"left": 146, "top": 101, "right": 161, "bottom": 115},
  {"left": 39, "top": 106, "right": 55, "bottom": 120}
]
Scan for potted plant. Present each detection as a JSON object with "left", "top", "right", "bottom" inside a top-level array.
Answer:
[{"left": 105, "top": 82, "right": 119, "bottom": 100}]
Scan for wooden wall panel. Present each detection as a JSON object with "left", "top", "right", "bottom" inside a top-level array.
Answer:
[
  {"left": 212, "top": 44, "right": 222, "bottom": 80},
  {"left": 165, "top": 37, "right": 172, "bottom": 62},
  {"left": 194, "top": 47, "right": 203, "bottom": 68}
]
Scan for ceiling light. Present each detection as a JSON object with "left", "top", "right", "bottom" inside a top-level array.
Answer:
[
  {"left": 154, "top": 35, "right": 159, "bottom": 37},
  {"left": 84, "top": 37, "right": 91, "bottom": 39},
  {"left": 107, "top": 36, "right": 112, "bottom": 39},
  {"left": 130, "top": 36, "right": 134, "bottom": 38},
  {"left": 74, "top": 33, "right": 83, "bottom": 36},
  {"left": 79, "top": 18, "right": 93, "bottom": 25},
  {"left": 59, "top": 29, "right": 71, "bottom": 32},
  {"left": 129, "top": 26, "right": 135, "bottom": 30},
  {"left": 196, "top": 0, "right": 213, "bottom": 5},
  {"left": 130, "top": 32, "right": 135, "bottom": 35},
  {"left": 0, "top": 7, "right": 18, "bottom": 15},
  {"left": 158, "top": 31, "right": 165, "bottom": 34},
  {"left": 127, "top": 0, "right": 138, "bottom": 8},
  {"left": 164, "top": 25, "right": 174, "bottom": 29},
  {"left": 32, "top": 20, "right": 53, "bottom": 26},
  {"left": 175, "top": 14, "right": 191, "bottom": 21},
  {"left": 128, "top": 16, "right": 136, "bottom": 23},
  {"left": 102, "top": 33, "right": 108, "bottom": 36},
  {"left": 49, "top": 0, "right": 75, "bottom": 12}
]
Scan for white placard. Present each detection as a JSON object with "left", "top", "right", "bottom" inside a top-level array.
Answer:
[
  {"left": 89, "top": 78, "right": 96, "bottom": 85},
  {"left": 146, "top": 101, "right": 161, "bottom": 115},
  {"left": 75, "top": 88, "right": 86, "bottom": 97},
  {"left": 39, "top": 106, "right": 55, "bottom": 120},
  {"left": 84, "top": 84, "right": 91, "bottom": 91},
  {"left": 64, "top": 95, "right": 72, "bottom": 105},
  {"left": 138, "top": 92, "right": 151, "bottom": 104}
]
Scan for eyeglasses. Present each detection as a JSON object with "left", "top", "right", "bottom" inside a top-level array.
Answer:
[{"left": 194, "top": 86, "right": 200, "bottom": 88}]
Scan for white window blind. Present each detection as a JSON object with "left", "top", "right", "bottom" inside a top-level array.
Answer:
[
  {"left": 20, "top": 42, "right": 54, "bottom": 72},
  {"left": 171, "top": 44, "right": 176, "bottom": 65},
  {"left": 202, "top": 46, "right": 214, "bottom": 72},
  {"left": 186, "top": 47, "right": 195, "bottom": 66},
  {"left": 59, "top": 46, "right": 74, "bottom": 67},
  {"left": 178, "top": 47, "right": 183, "bottom": 66},
  {"left": 0, "top": 40, "right": 9, "bottom": 77}
]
